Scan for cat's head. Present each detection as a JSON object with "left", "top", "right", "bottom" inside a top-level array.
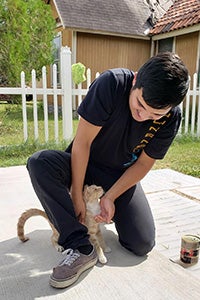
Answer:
[{"left": 83, "top": 185, "right": 104, "bottom": 203}]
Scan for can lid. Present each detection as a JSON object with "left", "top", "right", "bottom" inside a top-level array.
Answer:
[{"left": 182, "top": 235, "right": 200, "bottom": 243}]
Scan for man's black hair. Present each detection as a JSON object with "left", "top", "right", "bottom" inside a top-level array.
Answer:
[{"left": 134, "top": 52, "right": 189, "bottom": 109}]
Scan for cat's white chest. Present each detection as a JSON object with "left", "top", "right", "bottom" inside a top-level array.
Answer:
[{"left": 86, "top": 201, "right": 100, "bottom": 215}]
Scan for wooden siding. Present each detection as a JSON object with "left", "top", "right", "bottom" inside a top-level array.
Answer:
[
  {"left": 76, "top": 32, "right": 150, "bottom": 80},
  {"left": 62, "top": 30, "right": 73, "bottom": 49},
  {"left": 50, "top": 0, "right": 59, "bottom": 21},
  {"left": 175, "top": 32, "right": 199, "bottom": 76}
]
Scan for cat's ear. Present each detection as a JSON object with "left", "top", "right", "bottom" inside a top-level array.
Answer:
[
  {"left": 83, "top": 185, "right": 89, "bottom": 197},
  {"left": 84, "top": 184, "right": 88, "bottom": 191}
]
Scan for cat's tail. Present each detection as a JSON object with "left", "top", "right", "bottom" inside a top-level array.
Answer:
[{"left": 17, "top": 208, "right": 48, "bottom": 242}]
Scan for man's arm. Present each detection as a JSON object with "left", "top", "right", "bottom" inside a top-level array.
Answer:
[
  {"left": 71, "top": 117, "right": 102, "bottom": 223},
  {"left": 95, "top": 151, "right": 156, "bottom": 223}
]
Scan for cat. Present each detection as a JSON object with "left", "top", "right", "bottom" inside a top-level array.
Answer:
[
  {"left": 17, "top": 184, "right": 111, "bottom": 264},
  {"left": 83, "top": 184, "right": 111, "bottom": 264}
]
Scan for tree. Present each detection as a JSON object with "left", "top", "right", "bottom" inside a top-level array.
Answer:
[{"left": 0, "top": 0, "right": 55, "bottom": 86}]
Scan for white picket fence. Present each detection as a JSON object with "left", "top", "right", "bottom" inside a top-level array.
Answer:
[
  {"left": 0, "top": 46, "right": 200, "bottom": 143},
  {"left": 179, "top": 73, "right": 200, "bottom": 136},
  {"left": 0, "top": 47, "right": 74, "bottom": 142}
]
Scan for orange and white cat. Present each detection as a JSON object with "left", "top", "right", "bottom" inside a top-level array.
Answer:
[
  {"left": 83, "top": 184, "right": 111, "bottom": 263},
  {"left": 17, "top": 184, "right": 111, "bottom": 264}
]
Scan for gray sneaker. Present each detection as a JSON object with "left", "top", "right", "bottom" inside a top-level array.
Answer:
[{"left": 49, "top": 248, "right": 97, "bottom": 288}]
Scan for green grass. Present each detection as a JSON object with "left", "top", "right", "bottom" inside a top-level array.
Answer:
[
  {"left": 0, "top": 102, "right": 78, "bottom": 166},
  {"left": 153, "top": 135, "right": 200, "bottom": 178},
  {"left": 0, "top": 102, "right": 78, "bottom": 145},
  {"left": 0, "top": 141, "right": 70, "bottom": 167},
  {"left": 0, "top": 103, "right": 200, "bottom": 178}
]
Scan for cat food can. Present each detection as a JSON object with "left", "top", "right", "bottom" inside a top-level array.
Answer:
[{"left": 180, "top": 235, "right": 200, "bottom": 264}]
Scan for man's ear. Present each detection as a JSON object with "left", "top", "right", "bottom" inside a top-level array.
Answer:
[{"left": 132, "top": 72, "right": 137, "bottom": 86}]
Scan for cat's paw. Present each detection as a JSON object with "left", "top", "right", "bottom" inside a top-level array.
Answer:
[
  {"left": 98, "top": 255, "right": 107, "bottom": 264},
  {"left": 55, "top": 244, "right": 64, "bottom": 252},
  {"left": 21, "top": 236, "right": 30, "bottom": 242}
]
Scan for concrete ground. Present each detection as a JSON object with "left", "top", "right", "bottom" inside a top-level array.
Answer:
[{"left": 0, "top": 166, "right": 200, "bottom": 300}]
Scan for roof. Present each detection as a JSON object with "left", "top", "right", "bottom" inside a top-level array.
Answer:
[
  {"left": 52, "top": 0, "right": 172, "bottom": 38},
  {"left": 150, "top": 0, "right": 200, "bottom": 35}
]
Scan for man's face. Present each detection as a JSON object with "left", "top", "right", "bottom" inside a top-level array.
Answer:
[{"left": 129, "top": 88, "right": 171, "bottom": 122}]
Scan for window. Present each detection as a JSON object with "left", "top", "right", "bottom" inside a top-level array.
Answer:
[
  {"left": 52, "top": 33, "right": 61, "bottom": 86},
  {"left": 158, "top": 37, "right": 173, "bottom": 53}
]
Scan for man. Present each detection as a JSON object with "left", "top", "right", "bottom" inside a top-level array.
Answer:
[{"left": 27, "top": 52, "right": 189, "bottom": 289}]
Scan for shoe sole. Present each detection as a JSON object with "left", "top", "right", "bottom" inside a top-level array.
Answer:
[{"left": 49, "top": 257, "right": 98, "bottom": 289}]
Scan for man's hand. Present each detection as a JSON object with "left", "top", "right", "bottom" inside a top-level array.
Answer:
[
  {"left": 72, "top": 197, "right": 86, "bottom": 224},
  {"left": 94, "top": 196, "right": 115, "bottom": 224}
]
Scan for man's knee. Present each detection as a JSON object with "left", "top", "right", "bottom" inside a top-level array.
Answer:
[
  {"left": 119, "top": 237, "right": 155, "bottom": 256},
  {"left": 27, "top": 150, "right": 48, "bottom": 177}
]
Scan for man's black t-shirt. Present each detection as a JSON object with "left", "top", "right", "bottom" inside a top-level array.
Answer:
[{"left": 77, "top": 68, "right": 181, "bottom": 170}]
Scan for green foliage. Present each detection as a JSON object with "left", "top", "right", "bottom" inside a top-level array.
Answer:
[{"left": 0, "top": 0, "right": 55, "bottom": 86}]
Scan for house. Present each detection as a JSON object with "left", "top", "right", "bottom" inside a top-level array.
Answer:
[
  {"left": 45, "top": 0, "right": 173, "bottom": 84},
  {"left": 44, "top": 0, "right": 200, "bottom": 83},
  {"left": 44, "top": 0, "right": 200, "bottom": 111},
  {"left": 149, "top": 0, "right": 200, "bottom": 79}
]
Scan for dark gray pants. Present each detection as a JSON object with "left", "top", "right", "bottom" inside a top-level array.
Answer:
[{"left": 27, "top": 149, "right": 155, "bottom": 256}]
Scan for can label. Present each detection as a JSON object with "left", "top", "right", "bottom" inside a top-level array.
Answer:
[{"left": 180, "top": 235, "right": 200, "bottom": 264}]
